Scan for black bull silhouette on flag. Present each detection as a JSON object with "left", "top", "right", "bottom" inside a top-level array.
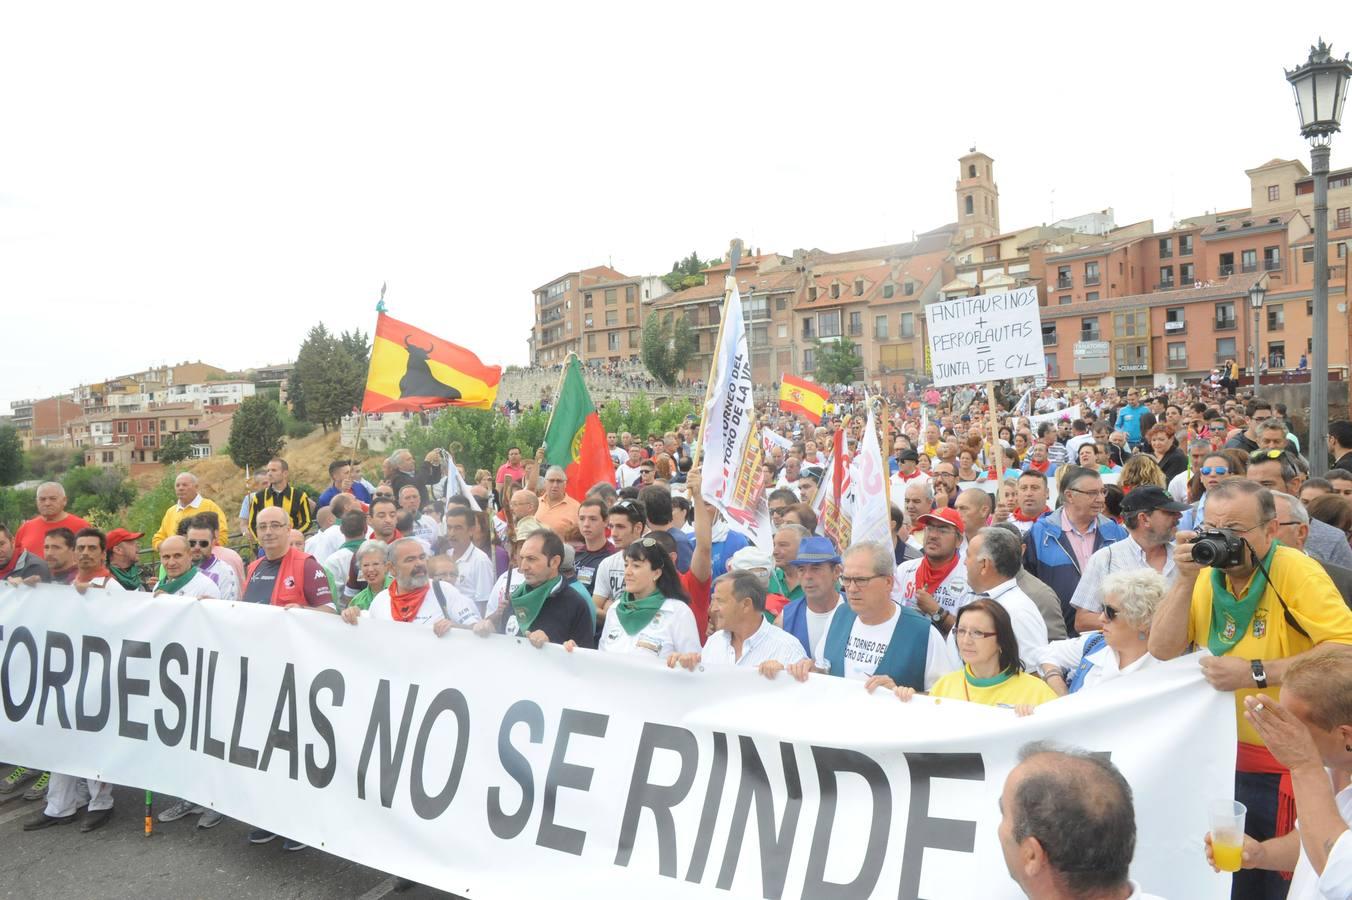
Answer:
[{"left": 399, "top": 335, "right": 462, "bottom": 401}]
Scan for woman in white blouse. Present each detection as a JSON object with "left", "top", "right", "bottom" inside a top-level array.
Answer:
[
  {"left": 1032, "top": 569, "right": 1164, "bottom": 695},
  {"left": 566, "top": 535, "right": 700, "bottom": 660}
]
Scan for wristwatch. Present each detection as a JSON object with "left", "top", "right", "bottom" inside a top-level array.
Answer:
[
  {"left": 928, "top": 608, "right": 946, "bottom": 625},
  {"left": 1251, "top": 660, "right": 1268, "bottom": 689}
]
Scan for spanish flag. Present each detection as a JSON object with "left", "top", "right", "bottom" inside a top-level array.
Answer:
[
  {"left": 779, "top": 374, "right": 829, "bottom": 421},
  {"left": 363, "top": 313, "right": 502, "bottom": 412}
]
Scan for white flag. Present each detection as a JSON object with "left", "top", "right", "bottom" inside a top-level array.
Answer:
[
  {"left": 847, "top": 396, "right": 891, "bottom": 548},
  {"left": 700, "top": 278, "right": 773, "bottom": 550},
  {"left": 439, "top": 448, "right": 481, "bottom": 512}
]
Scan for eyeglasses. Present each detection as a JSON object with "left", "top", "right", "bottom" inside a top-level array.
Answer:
[
  {"left": 840, "top": 574, "right": 889, "bottom": 588},
  {"left": 255, "top": 523, "right": 289, "bottom": 531},
  {"left": 953, "top": 626, "right": 996, "bottom": 640},
  {"left": 1200, "top": 466, "right": 1229, "bottom": 475},
  {"left": 187, "top": 540, "right": 212, "bottom": 548},
  {"left": 1103, "top": 604, "right": 1121, "bottom": 622},
  {"left": 1276, "top": 521, "right": 1302, "bottom": 527},
  {"left": 1067, "top": 488, "right": 1107, "bottom": 497}
]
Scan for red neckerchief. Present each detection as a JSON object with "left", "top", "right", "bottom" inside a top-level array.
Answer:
[
  {"left": 1013, "top": 506, "right": 1049, "bottom": 523},
  {"left": 1026, "top": 459, "right": 1049, "bottom": 473},
  {"left": 896, "top": 469, "right": 922, "bottom": 482},
  {"left": 387, "top": 579, "right": 430, "bottom": 622},
  {"left": 916, "top": 554, "right": 960, "bottom": 594},
  {"left": 77, "top": 567, "right": 112, "bottom": 583}
]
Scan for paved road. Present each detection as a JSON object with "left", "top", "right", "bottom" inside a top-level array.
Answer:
[{"left": 0, "top": 782, "right": 461, "bottom": 900}]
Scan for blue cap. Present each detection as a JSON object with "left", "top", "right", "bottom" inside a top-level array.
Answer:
[{"left": 789, "top": 535, "right": 842, "bottom": 567}]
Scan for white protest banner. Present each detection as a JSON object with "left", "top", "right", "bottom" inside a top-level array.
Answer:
[
  {"left": 925, "top": 286, "right": 1045, "bottom": 387},
  {"left": 1, "top": 585, "right": 1235, "bottom": 899},
  {"left": 846, "top": 397, "right": 891, "bottom": 547},
  {"left": 701, "top": 278, "right": 773, "bottom": 550}
]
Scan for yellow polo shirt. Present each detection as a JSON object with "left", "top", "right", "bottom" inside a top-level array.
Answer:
[
  {"left": 1187, "top": 545, "right": 1352, "bottom": 746},
  {"left": 152, "top": 496, "right": 230, "bottom": 548},
  {"left": 931, "top": 670, "right": 1057, "bottom": 707}
]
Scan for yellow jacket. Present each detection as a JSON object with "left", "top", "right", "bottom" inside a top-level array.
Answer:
[{"left": 152, "top": 496, "right": 230, "bottom": 548}]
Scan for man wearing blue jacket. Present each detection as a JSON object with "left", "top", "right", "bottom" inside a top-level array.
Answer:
[
  {"left": 1114, "top": 389, "right": 1145, "bottom": 448},
  {"left": 1021, "top": 466, "right": 1127, "bottom": 636}
]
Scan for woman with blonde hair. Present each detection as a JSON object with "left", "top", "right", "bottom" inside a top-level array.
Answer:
[{"left": 1118, "top": 454, "right": 1166, "bottom": 493}]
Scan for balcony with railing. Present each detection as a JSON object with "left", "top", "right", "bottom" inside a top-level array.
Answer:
[
  {"left": 1155, "top": 280, "right": 1176, "bottom": 291},
  {"left": 1164, "top": 320, "right": 1187, "bottom": 335},
  {"left": 1215, "top": 317, "right": 1237, "bottom": 331},
  {"left": 1167, "top": 355, "right": 1188, "bottom": 370},
  {"left": 1042, "top": 331, "right": 1057, "bottom": 347},
  {"left": 1218, "top": 264, "right": 1235, "bottom": 276},
  {"left": 1264, "top": 257, "right": 1282, "bottom": 271},
  {"left": 1055, "top": 277, "right": 1073, "bottom": 290},
  {"left": 1160, "top": 249, "right": 1173, "bottom": 259},
  {"left": 1084, "top": 274, "right": 1101, "bottom": 286},
  {"left": 1241, "top": 263, "right": 1259, "bottom": 274}
]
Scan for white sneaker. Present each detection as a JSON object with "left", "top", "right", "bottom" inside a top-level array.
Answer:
[{"left": 157, "top": 799, "right": 203, "bottom": 823}]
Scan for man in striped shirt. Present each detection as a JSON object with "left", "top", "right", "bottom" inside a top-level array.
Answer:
[
  {"left": 667, "top": 571, "right": 806, "bottom": 673},
  {"left": 247, "top": 457, "right": 312, "bottom": 536}
]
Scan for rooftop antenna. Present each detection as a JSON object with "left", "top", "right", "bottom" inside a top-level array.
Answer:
[{"left": 1049, "top": 187, "right": 1056, "bottom": 223}]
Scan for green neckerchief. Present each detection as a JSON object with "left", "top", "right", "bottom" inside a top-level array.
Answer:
[
  {"left": 158, "top": 566, "right": 201, "bottom": 596},
  {"left": 1208, "top": 541, "right": 1279, "bottom": 657},
  {"left": 614, "top": 590, "right": 667, "bottom": 635},
  {"left": 350, "top": 574, "right": 394, "bottom": 611},
  {"left": 769, "top": 567, "right": 806, "bottom": 603},
  {"left": 964, "top": 665, "right": 1016, "bottom": 688},
  {"left": 110, "top": 564, "right": 143, "bottom": 591},
  {"left": 511, "top": 576, "right": 560, "bottom": 632},
  {"left": 340, "top": 538, "right": 365, "bottom": 553}
]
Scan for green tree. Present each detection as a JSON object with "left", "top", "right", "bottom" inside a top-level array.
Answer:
[
  {"left": 598, "top": 399, "right": 626, "bottom": 435},
  {"left": 62, "top": 466, "right": 135, "bottom": 518},
  {"left": 0, "top": 424, "right": 22, "bottom": 485},
  {"left": 641, "top": 311, "right": 697, "bottom": 385},
  {"left": 156, "top": 432, "right": 196, "bottom": 466},
  {"left": 24, "top": 445, "right": 76, "bottom": 481},
  {"left": 626, "top": 392, "right": 655, "bottom": 441},
  {"left": 125, "top": 473, "right": 178, "bottom": 539},
  {"left": 229, "top": 396, "right": 286, "bottom": 470},
  {"left": 292, "top": 324, "right": 367, "bottom": 431},
  {"left": 660, "top": 252, "right": 723, "bottom": 293},
  {"left": 814, "top": 338, "right": 864, "bottom": 385},
  {"left": 0, "top": 487, "right": 37, "bottom": 530}
]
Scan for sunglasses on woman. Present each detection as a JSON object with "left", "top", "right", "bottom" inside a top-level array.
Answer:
[
  {"left": 1103, "top": 604, "right": 1121, "bottom": 622},
  {"left": 1200, "top": 466, "right": 1228, "bottom": 475}
]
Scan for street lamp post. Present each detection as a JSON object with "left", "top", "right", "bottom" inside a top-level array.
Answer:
[
  {"left": 1250, "top": 280, "right": 1267, "bottom": 394},
  {"left": 1287, "top": 40, "right": 1352, "bottom": 475}
]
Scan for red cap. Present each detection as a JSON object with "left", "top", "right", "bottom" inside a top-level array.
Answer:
[
  {"left": 105, "top": 528, "right": 144, "bottom": 550},
  {"left": 916, "top": 507, "right": 965, "bottom": 535}
]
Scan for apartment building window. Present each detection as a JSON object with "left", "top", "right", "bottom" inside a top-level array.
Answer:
[
  {"left": 1056, "top": 265, "right": 1072, "bottom": 289},
  {"left": 1267, "top": 304, "right": 1284, "bottom": 331},
  {"left": 605, "top": 310, "right": 618, "bottom": 326},
  {"left": 101, "top": 452, "right": 113, "bottom": 464},
  {"left": 777, "top": 350, "right": 791, "bottom": 367},
  {"left": 1042, "top": 322, "right": 1057, "bottom": 346},
  {"left": 1219, "top": 252, "right": 1235, "bottom": 276},
  {"left": 745, "top": 296, "right": 770, "bottom": 321},
  {"left": 803, "top": 348, "right": 816, "bottom": 371},
  {"left": 1167, "top": 342, "right": 1187, "bottom": 369},
  {"left": 874, "top": 315, "right": 888, "bottom": 339},
  {"left": 899, "top": 312, "right": 915, "bottom": 337},
  {"left": 848, "top": 311, "right": 863, "bottom": 336},
  {"left": 854, "top": 278, "right": 864, "bottom": 296},
  {"left": 1081, "top": 317, "right": 1100, "bottom": 341},
  {"left": 1159, "top": 266, "right": 1174, "bottom": 289},
  {"left": 819, "top": 309, "right": 842, "bottom": 337},
  {"left": 584, "top": 293, "right": 592, "bottom": 308},
  {"left": 1058, "top": 295, "right": 1071, "bottom": 305},
  {"left": 1216, "top": 337, "right": 1237, "bottom": 363},
  {"left": 1241, "top": 249, "right": 1258, "bottom": 274},
  {"left": 1269, "top": 341, "right": 1286, "bottom": 368},
  {"left": 1115, "top": 310, "right": 1147, "bottom": 337},
  {"left": 1308, "top": 298, "right": 1315, "bottom": 316},
  {"left": 605, "top": 288, "right": 616, "bottom": 305},
  {"left": 1115, "top": 343, "right": 1148, "bottom": 373},
  {"left": 1215, "top": 302, "right": 1237, "bottom": 330},
  {"left": 1264, "top": 246, "right": 1281, "bottom": 271},
  {"left": 1179, "top": 234, "right": 1194, "bottom": 256},
  {"left": 775, "top": 295, "right": 787, "bottom": 310},
  {"left": 1084, "top": 261, "right": 1100, "bottom": 285},
  {"left": 608, "top": 333, "right": 621, "bottom": 351},
  {"left": 808, "top": 286, "right": 818, "bottom": 302},
  {"left": 1159, "top": 237, "right": 1173, "bottom": 259},
  {"left": 882, "top": 284, "right": 894, "bottom": 299},
  {"left": 1086, "top": 292, "right": 1100, "bottom": 302},
  {"left": 830, "top": 282, "right": 840, "bottom": 300},
  {"left": 904, "top": 281, "right": 915, "bottom": 296},
  {"left": 879, "top": 344, "right": 914, "bottom": 370},
  {"left": 586, "top": 334, "right": 596, "bottom": 352},
  {"left": 1165, "top": 307, "right": 1186, "bottom": 334},
  {"left": 626, "top": 306, "right": 634, "bottom": 324},
  {"left": 1045, "top": 354, "right": 1059, "bottom": 378},
  {"left": 1337, "top": 207, "right": 1350, "bottom": 229},
  {"left": 584, "top": 314, "right": 593, "bottom": 328},
  {"left": 1180, "top": 262, "right": 1196, "bottom": 283},
  {"left": 748, "top": 325, "right": 767, "bottom": 346},
  {"left": 777, "top": 323, "right": 788, "bottom": 338},
  {"left": 625, "top": 285, "right": 635, "bottom": 303},
  {"left": 802, "top": 317, "right": 816, "bottom": 339},
  {"left": 566, "top": 320, "right": 573, "bottom": 332},
  {"left": 1268, "top": 185, "right": 1280, "bottom": 202}
]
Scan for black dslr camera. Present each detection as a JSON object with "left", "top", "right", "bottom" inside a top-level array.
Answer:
[{"left": 1190, "top": 529, "right": 1247, "bottom": 568}]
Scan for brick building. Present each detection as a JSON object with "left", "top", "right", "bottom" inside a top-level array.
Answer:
[
  {"left": 8, "top": 396, "right": 84, "bottom": 446},
  {"left": 530, "top": 267, "right": 671, "bottom": 366}
]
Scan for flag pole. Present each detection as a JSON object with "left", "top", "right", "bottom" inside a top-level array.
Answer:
[
  {"left": 691, "top": 238, "right": 743, "bottom": 470},
  {"left": 351, "top": 285, "right": 387, "bottom": 460},
  {"left": 986, "top": 381, "right": 1004, "bottom": 479}
]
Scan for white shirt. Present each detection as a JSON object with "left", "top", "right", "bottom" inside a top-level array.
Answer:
[
  {"left": 367, "top": 580, "right": 480, "bottom": 628},
  {"left": 197, "top": 556, "right": 238, "bottom": 602},
  {"left": 1029, "top": 632, "right": 1157, "bottom": 692},
  {"left": 701, "top": 619, "right": 807, "bottom": 668},
  {"left": 1065, "top": 433, "right": 1095, "bottom": 462},
  {"left": 951, "top": 578, "right": 1049, "bottom": 671},
  {"left": 1166, "top": 469, "right": 1191, "bottom": 503},
  {"left": 307, "top": 524, "right": 345, "bottom": 564},
  {"left": 1125, "top": 881, "right": 1166, "bottom": 900},
  {"left": 1289, "top": 778, "right": 1352, "bottom": 900},
  {"left": 599, "top": 598, "right": 700, "bottom": 659},
  {"left": 487, "top": 568, "right": 523, "bottom": 619},
  {"left": 324, "top": 546, "right": 357, "bottom": 595},
  {"left": 812, "top": 604, "right": 955, "bottom": 689},
  {"left": 609, "top": 446, "right": 627, "bottom": 465},
  {"left": 591, "top": 549, "right": 627, "bottom": 603},
  {"left": 1070, "top": 534, "right": 1177, "bottom": 614},
  {"left": 158, "top": 569, "right": 222, "bottom": 599},
  {"left": 447, "top": 542, "right": 495, "bottom": 605},
  {"left": 804, "top": 602, "right": 841, "bottom": 660},
  {"left": 616, "top": 464, "right": 645, "bottom": 489},
  {"left": 895, "top": 555, "right": 972, "bottom": 617},
  {"left": 889, "top": 470, "right": 930, "bottom": 502}
]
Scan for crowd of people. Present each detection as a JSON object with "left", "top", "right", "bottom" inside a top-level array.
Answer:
[{"left": 6, "top": 375, "right": 1352, "bottom": 899}]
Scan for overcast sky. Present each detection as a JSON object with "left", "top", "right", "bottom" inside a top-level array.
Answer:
[{"left": 1, "top": 3, "right": 1345, "bottom": 412}]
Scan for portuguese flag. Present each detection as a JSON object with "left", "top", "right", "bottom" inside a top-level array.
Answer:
[
  {"left": 362, "top": 312, "right": 502, "bottom": 413},
  {"left": 543, "top": 357, "right": 613, "bottom": 501}
]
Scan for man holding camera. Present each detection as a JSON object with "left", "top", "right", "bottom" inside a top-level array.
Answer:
[{"left": 1150, "top": 479, "right": 1352, "bottom": 900}]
